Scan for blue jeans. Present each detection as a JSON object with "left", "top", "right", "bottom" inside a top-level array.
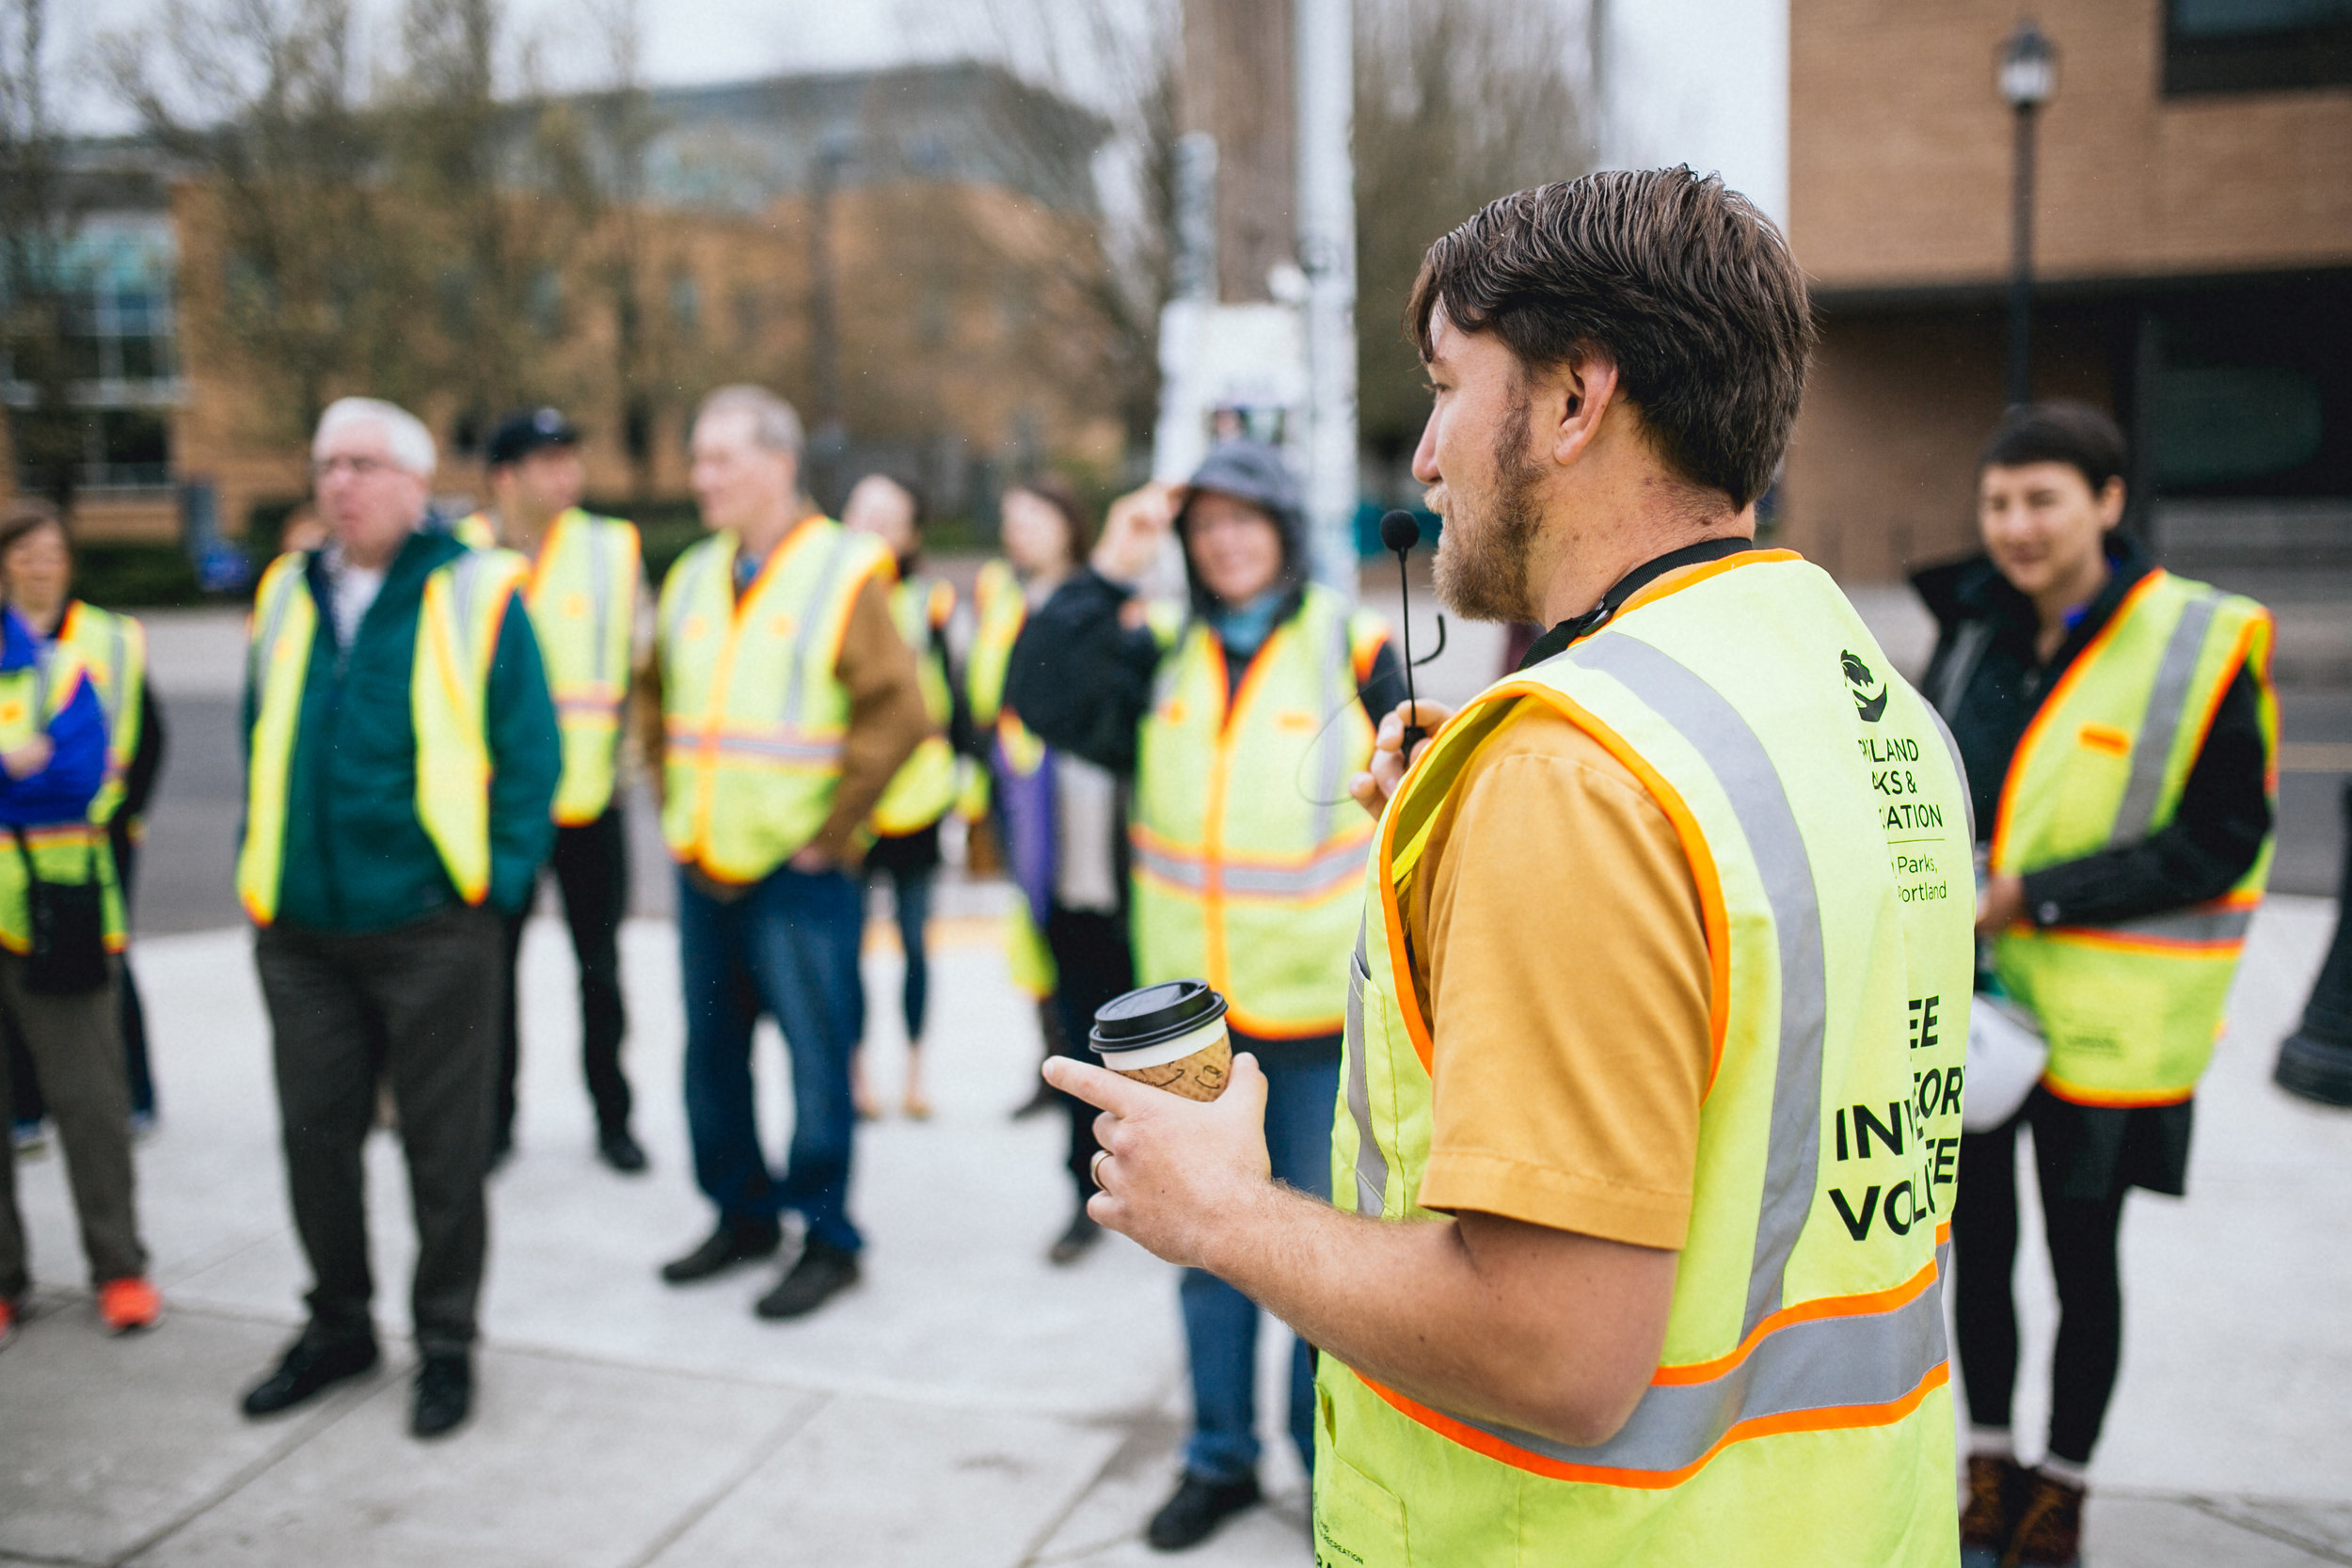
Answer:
[
  {"left": 1182, "top": 1050, "right": 1340, "bottom": 1482},
  {"left": 865, "top": 863, "right": 933, "bottom": 1041},
  {"left": 677, "top": 864, "right": 865, "bottom": 1254}
]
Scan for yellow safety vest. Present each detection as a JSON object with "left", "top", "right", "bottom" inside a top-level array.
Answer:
[
  {"left": 237, "top": 546, "right": 530, "bottom": 925},
  {"left": 0, "top": 640, "right": 124, "bottom": 954},
  {"left": 1990, "top": 568, "right": 2276, "bottom": 1106},
  {"left": 657, "top": 516, "right": 889, "bottom": 884},
  {"left": 56, "top": 600, "right": 146, "bottom": 830},
  {"left": 869, "top": 574, "right": 959, "bottom": 838},
  {"left": 1132, "top": 585, "right": 1386, "bottom": 1037},
  {"left": 459, "top": 510, "right": 642, "bottom": 826},
  {"left": 1316, "top": 551, "right": 1974, "bottom": 1568}
]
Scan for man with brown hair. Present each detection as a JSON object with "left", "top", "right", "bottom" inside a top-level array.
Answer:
[{"left": 1047, "top": 168, "right": 1975, "bottom": 1563}]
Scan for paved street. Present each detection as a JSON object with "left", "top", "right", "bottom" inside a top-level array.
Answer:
[{"left": 4, "top": 597, "right": 2349, "bottom": 1566}]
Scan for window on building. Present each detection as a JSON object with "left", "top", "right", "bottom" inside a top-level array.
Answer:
[
  {"left": 3, "top": 219, "right": 177, "bottom": 493},
  {"left": 2165, "top": 0, "right": 2352, "bottom": 93}
]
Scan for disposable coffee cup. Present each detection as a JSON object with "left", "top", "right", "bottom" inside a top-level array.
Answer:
[{"left": 1089, "top": 980, "right": 1232, "bottom": 1102}]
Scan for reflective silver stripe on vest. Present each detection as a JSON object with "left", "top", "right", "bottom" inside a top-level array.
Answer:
[
  {"left": 1441, "top": 1261, "right": 1947, "bottom": 1474},
  {"left": 778, "top": 531, "right": 861, "bottom": 735},
  {"left": 1133, "top": 839, "right": 1208, "bottom": 890},
  {"left": 587, "top": 518, "right": 614, "bottom": 686},
  {"left": 1217, "top": 840, "right": 1370, "bottom": 897},
  {"left": 1344, "top": 923, "right": 1389, "bottom": 1215},
  {"left": 1136, "top": 837, "right": 1368, "bottom": 897},
  {"left": 1397, "top": 628, "right": 1946, "bottom": 1478},
  {"left": 2109, "top": 588, "right": 2220, "bottom": 847},
  {"left": 98, "top": 612, "right": 128, "bottom": 732},
  {"left": 664, "top": 545, "right": 721, "bottom": 649},
  {"left": 1310, "top": 608, "right": 1349, "bottom": 847},
  {"left": 2058, "top": 902, "right": 2253, "bottom": 945},
  {"left": 1571, "top": 632, "right": 1827, "bottom": 1334},
  {"left": 448, "top": 550, "right": 493, "bottom": 657}
]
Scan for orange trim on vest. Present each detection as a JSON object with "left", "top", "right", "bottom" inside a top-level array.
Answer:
[
  {"left": 1613, "top": 548, "right": 1804, "bottom": 621},
  {"left": 1647, "top": 1258, "right": 1942, "bottom": 1386},
  {"left": 1352, "top": 1360, "right": 1948, "bottom": 1491},
  {"left": 2190, "top": 609, "right": 2275, "bottom": 794},
  {"left": 1374, "top": 681, "right": 1731, "bottom": 1091},
  {"left": 2038, "top": 1073, "right": 2197, "bottom": 1109},
  {"left": 1989, "top": 570, "right": 2170, "bottom": 872}
]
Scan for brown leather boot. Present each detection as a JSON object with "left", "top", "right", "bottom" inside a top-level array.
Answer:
[
  {"left": 1961, "top": 1454, "right": 2027, "bottom": 1565},
  {"left": 2006, "top": 1469, "right": 2085, "bottom": 1568}
]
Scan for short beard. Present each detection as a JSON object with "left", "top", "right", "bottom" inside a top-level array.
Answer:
[{"left": 1431, "top": 396, "right": 1545, "bottom": 624}]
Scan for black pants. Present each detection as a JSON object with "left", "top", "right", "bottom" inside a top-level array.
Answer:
[
  {"left": 255, "top": 904, "right": 503, "bottom": 1353},
  {"left": 1042, "top": 905, "right": 1133, "bottom": 1206},
  {"left": 1951, "top": 1097, "right": 2130, "bottom": 1466},
  {"left": 8, "top": 821, "right": 152, "bottom": 1123},
  {"left": 496, "top": 808, "right": 632, "bottom": 1145}
]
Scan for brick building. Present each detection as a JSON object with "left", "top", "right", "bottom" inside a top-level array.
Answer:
[
  {"left": 1602, "top": 0, "right": 2352, "bottom": 584},
  {"left": 4, "top": 62, "right": 1124, "bottom": 547}
]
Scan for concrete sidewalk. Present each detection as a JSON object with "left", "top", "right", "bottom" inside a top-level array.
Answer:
[{"left": 5, "top": 898, "right": 2351, "bottom": 1566}]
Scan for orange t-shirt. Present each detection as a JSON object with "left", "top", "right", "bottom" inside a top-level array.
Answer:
[{"left": 1404, "top": 703, "right": 1712, "bottom": 1251}]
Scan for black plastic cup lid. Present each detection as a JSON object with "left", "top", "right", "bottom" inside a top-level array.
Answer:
[{"left": 1089, "top": 979, "right": 1229, "bottom": 1054}]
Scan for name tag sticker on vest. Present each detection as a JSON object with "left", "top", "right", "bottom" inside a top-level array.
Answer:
[
  {"left": 0, "top": 700, "right": 21, "bottom": 727},
  {"left": 563, "top": 593, "right": 589, "bottom": 619},
  {"left": 1277, "top": 709, "right": 1316, "bottom": 732},
  {"left": 2077, "top": 723, "right": 2130, "bottom": 756}
]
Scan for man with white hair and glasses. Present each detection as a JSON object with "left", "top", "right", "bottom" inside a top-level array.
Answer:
[{"left": 234, "top": 397, "right": 559, "bottom": 1438}]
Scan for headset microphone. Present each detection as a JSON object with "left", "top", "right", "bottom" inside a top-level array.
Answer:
[{"left": 1379, "top": 510, "right": 1430, "bottom": 757}]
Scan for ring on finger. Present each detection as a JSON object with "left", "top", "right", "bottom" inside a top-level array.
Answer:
[{"left": 1089, "top": 1149, "right": 1112, "bottom": 1191}]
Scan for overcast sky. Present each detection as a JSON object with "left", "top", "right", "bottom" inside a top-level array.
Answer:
[{"left": 47, "top": 0, "right": 961, "bottom": 132}]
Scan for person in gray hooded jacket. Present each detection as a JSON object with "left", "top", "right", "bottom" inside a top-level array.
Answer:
[{"left": 1009, "top": 441, "right": 1406, "bottom": 1551}]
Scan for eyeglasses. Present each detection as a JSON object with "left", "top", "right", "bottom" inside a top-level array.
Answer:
[{"left": 312, "top": 454, "right": 398, "bottom": 481}]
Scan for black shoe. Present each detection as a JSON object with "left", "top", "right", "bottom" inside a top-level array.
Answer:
[
  {"left": 597, "top": 1128, "right": 649, "bottom": 1174},
  {"left": 1047, "top": 1208, "right": 1102, "bottom": 1266},
  {"left": 1147, "top": 1471, "right": 1262, "bottom": 1551},
  {"left": 754, "top": 1238, "right": 861, "bottom": 1320},
  {"left": 660, "top": 1216, "right": 783, "bottom": 1284},
  {"left": 410, "top": 1351, "right": 472, "bottom": 1439},
  {"left": 241, "top": 1332, "right": 380, "bottom": 1418}
]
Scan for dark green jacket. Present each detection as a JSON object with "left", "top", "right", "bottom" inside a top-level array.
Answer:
[{"left": 243, "top": 527, "right": 560, "bottom": 933}]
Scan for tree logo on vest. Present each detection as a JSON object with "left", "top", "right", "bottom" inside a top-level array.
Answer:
[{"left": 1841, "top": 650, "right": 1888, "bottom": 723}]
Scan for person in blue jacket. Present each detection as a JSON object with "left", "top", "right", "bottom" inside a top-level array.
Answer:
[{"left": 0, "top": 571, "right": 160, "bottom": 1346}]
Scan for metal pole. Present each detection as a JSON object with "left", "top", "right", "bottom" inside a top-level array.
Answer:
[
  {"left": 2006, "top": 101, "right": 2037, "bottom": 408},
  {"left": 1295, "top": 0, "right": 1358, "bottom": 595}
]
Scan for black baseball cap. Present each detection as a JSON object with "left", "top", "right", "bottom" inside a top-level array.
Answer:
[{"left": 485, "top": 406, "right": 581, "bottom": 467}]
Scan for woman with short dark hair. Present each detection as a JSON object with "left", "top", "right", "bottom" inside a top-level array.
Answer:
[
  {"left": 0, "top": 497, "right": 162, "bottom": 1343},
  {"left": 1917, "top": 403, "right": 2277, "bottom": 1568},
  {"left": 0, "top": 503, "right": 167, "bottom": 1145}
]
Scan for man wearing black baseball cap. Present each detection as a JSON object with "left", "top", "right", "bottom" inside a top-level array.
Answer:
[{"left": 456, "top": 409, "right": 648, "bottom": 1175}]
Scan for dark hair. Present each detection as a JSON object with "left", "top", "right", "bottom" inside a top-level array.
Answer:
[
  {"left": 1979, "top": 401, "right": 2126, "bottom": 495},
  {"left": 1005, "top": 472, "right": 1096, "bottom": 561},
  {"left": 1406, "top": 167, "right": 1815, "bottom": 510},
  {"left": 0, "top": 498, "right": 68, "bottom": 562}
]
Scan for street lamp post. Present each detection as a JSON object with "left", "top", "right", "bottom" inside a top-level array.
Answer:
[{"left": 1999, "top": 19, "right": 2057, "bottom": 407}]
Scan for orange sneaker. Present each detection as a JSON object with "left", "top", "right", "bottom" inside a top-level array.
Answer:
[{"left": 98, "top": 1276, "right": 162, "bottom": 1335}]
